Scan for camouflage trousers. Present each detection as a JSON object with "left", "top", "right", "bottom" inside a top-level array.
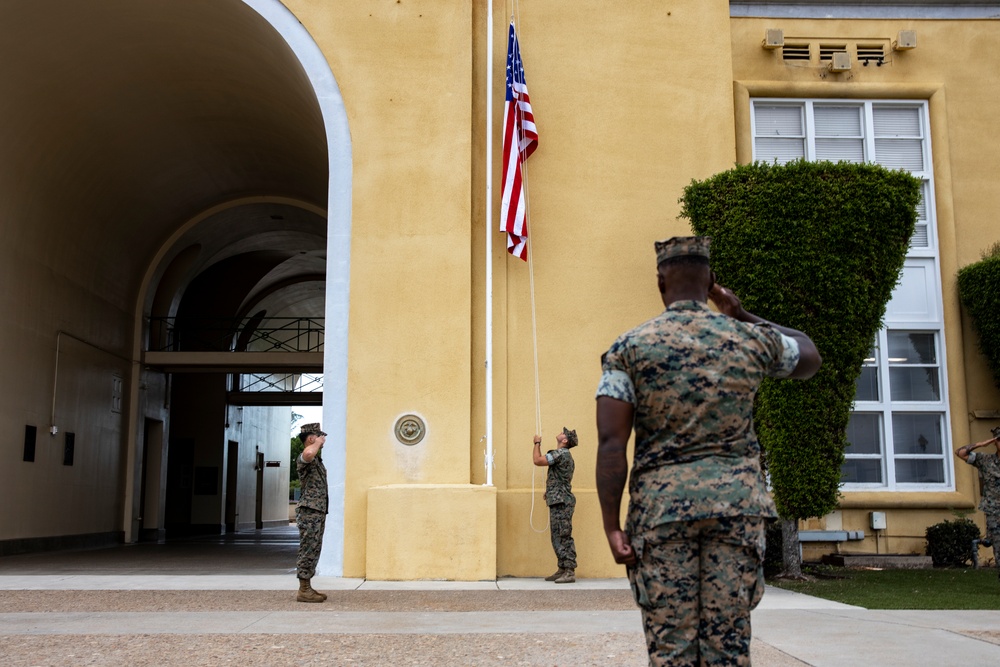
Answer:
[
  {"left": 986, "top": 512, "right": 1000, "bottom": 577},
  {"left": 549, "top": 502, "right": 576, "bottom": 570},
  {"left": 626, "top": 516, "right": 766, "bottom": 667},
  {"left": 296, "top": 506, "right": 327, "bottom": 580}
]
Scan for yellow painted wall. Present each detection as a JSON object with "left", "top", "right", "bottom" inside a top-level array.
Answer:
[
  {"left": 285, "top": 1, "right": 475, "bottom": 575},
  {"left": 367, "top": 484, "right": 496, "bottom": 580}
]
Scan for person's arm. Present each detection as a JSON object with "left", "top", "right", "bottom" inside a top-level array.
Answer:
[
  {"left": 532, "top": 435, "right": 549, "bottom": 467},
  {"left": 957, "top": 436, "right": 998, "bottom": 461},
  {"left": 709, "top": 283, "right": 822, "bottom": 380},
  {"left": 596, "top": 396, "right": 636, "bottom": 566},
  {"left": 301, "top": 436, "right": 321, "bottom": 463}
]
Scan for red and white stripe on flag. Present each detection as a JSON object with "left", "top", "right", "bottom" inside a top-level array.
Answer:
[{"left": 500, "top": 20, "right": 538, "bottom": 261}]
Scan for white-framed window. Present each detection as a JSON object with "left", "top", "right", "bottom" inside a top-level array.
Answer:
[{"left": 752, "top": 99, "right": 951, "bottom": 491}]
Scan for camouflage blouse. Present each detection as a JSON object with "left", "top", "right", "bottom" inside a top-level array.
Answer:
[
  {"left": 545, "top": 447, "right": 575, "bottom": 506},
  {"left": 596, "top": 300, "right": 799, "bottom": 534},
  {"left": 297, "top": 454, "right": 329, "bottom": 514},
  {"left": 967, "top": 452, "right": 1000, "bottom": 517}
]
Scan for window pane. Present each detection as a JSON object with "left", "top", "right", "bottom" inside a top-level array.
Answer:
[
  {"left": 841, "top": 458, "right": 883, "bottom": 484},
  {"left": 887, "top": 332, "right": 936, "bottom": 364},
  {"left": 875, "top": 138, "right": 924, "bottom": 171},
  {"left": 873, "top": 106, "right": 921, "bottom": 137},
  {"left": 854, "top": 366, "right": 879, "bottom": 401},
  {"left": 755, "top": 105, "right": 803, "bottom": 136},
  {"left": 894, "top": 458, "right": 944, "bottom": 484},
  {"left": 846, "top": 413, "right": 882, "bottom": 455},
  {"left": 814, "top": 106, "right": 862, "bottom": 136},
  {"left": 816, "top": 138, "right": 864, "bottom": 163},
  {"left": 892, "top": 413, "right": 942, "bottom": 455},
  {"left": 756, "top": 137, "right": 805, "bottom": 163},
  {"left": 889, "top": 367, "right": 940, "bottom": 401},
  {"left": 910, "top": 184, "right": 930, "bottom": 249}
]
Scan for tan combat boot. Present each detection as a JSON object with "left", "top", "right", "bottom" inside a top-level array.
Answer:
[
  {"left": 297, "top": 578, "right": 326, "bottom": 603},
  {"left": 554, "top": 569, "right": 575, "bottom": 584},
  {"left": 544, "top": 568, "right": 564, "bottom": 582}
]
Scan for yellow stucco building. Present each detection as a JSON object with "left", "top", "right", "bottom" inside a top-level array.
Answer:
[{"left": 2, "top": 0, "right": 999, "bottom": 579}]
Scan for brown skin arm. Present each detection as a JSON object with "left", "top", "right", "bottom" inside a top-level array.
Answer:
[
  {"left": 596, "top": 396, "right": 637, "bottom": 566},
  {"left": 957, "top": 436, "right": 998, "bottom": 461},
  {"left": 532, "top": 435, "right": 549, "bottom": 466},
  {"left": 708, "top": 283, "right": 822, "bottom": 380}
]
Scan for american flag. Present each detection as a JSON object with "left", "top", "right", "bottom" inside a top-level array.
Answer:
[{"left": 500, "top": 21, "right": 538, "bottom": 261}]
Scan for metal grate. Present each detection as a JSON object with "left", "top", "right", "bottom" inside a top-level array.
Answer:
[
  {"left": 782, "top": 44, "right": 810, "bottom": 61},
  {"left": 857, "top": 44, "right": 886, "bottom": 66},
  {"left": 239, "top": 372, "right": 323, "bottom": 393},
  {"left": 146, "top": 317, "right": 324, "bottom": 353},
  {"left": 819, "top": 44, "right": 848, "bottom": 61}
]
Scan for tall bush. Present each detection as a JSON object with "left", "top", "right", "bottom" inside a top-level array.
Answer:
[
  {"left": 957, "top": 243, "right": 1000, "bottom": 391},
  {"left": 679, "top": 161, "right": 920, "bottom": 524}
]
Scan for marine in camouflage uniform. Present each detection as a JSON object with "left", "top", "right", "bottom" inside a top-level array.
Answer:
[
  {"left": 295, "top": 423, "right": 329, "bottom": 602},
  {"left": 595, "top": 236, "right": 821, "bottom": 667},
  {"left": 957, "top": 435, "right": 1000, "bottom": 575},
  {"left": 534, "top": 428, "right": 579, "bottom": 582}
]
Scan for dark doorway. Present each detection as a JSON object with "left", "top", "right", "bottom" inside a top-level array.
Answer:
[
  {"left": 164, "top": 437, "right": 194, "bottom": 538},
  {"left": 225, "top": 440, "right": 239, "bottom": 533}
]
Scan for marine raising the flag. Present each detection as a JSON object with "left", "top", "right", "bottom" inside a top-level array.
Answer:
[{"left": 500, "top": 20, "right": 538, "bottom": 261}]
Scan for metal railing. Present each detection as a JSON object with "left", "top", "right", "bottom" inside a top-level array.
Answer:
[
  {"left": 146, "top": 317, "right": 324, "bottom": 353},
  {"left": 239, "top": 372, "right": 323, "bottom": 393}
]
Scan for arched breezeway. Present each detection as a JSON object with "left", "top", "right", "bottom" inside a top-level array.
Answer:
[{"left": 0, "top": 0, "right": 349, "bottom": 575}]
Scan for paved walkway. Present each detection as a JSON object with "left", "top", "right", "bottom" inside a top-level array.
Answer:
[{"left": 2, "top": 527, "right": 1000, "bottom": 665}]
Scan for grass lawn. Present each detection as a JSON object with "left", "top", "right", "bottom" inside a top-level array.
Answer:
[{"left": 767, "top": 566, "right": 1000, "bottom": 609}]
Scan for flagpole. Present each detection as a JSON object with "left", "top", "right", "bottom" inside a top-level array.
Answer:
[{"left": 484, "top": 0, "right": 495, "bottom": 487}]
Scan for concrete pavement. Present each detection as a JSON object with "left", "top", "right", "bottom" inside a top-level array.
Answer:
[{"left": 2, "top": 527, "right": 1000, "bottom": 665}]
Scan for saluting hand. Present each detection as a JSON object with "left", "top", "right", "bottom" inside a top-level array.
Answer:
[{"left": 709, "top": 283, "right": 745, "bottom": 319}]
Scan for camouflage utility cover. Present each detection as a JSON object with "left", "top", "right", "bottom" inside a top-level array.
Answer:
[
  {"left": 596, "top": 300, "right": 799, "bottom": 533},
  {"left": 545, "top": 447, "right": 575, "bottom": 506}
]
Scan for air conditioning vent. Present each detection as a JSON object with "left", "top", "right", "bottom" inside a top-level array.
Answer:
[
  {"left": 819, "top": 44, "right": 848, "bottom": 62},
  {"left": 857, "top": 45, "right": 885, "bottom": 61},
  {"left": 782, "top": 44, "right": 810, "bottom": 61}
]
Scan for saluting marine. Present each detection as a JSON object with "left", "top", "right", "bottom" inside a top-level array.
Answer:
[
  {"left": 295, "top": 422, "right": 329, "bottom": 603},
  {"left": 595, "top": 236, "right": 822, "bottom": 666}
]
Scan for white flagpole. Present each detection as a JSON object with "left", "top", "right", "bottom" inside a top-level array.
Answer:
[{"left": 484, "top": 0, "right": 495, "bottom": 487}]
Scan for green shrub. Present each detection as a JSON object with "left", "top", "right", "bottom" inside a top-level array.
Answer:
[
  {"left": 957, "top": 243, "right": 1000, "bottom": 391},
  {"left": 680, "top": 160, "right": 920, "bottom": 521},
  {"left": 925, "top": 518, "right": 981, "bottom": 567}
]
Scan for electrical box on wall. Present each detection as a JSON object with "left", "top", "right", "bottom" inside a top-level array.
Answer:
[
  {"left": 829, "top": 51, "right": 852, "bottom": 72},
  {"left": 895, "top": 30, "right": 917, "bottom": 50},
  {"left": 763, "top": 28, "right": 784, "bottom": 49},
  {"left": 870, "top": 511, "right": 887, "bottom": 530}
]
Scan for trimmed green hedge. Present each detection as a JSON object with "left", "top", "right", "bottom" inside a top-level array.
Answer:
[
  {"left": 925, "top": 518, "right": 981, "bottom": 568},
  {"left": 680, "top": 160, "right": 920, "bottom": 520},
  {"left": 958, "top": 243, "right": 1000, "bottom": 391}
]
